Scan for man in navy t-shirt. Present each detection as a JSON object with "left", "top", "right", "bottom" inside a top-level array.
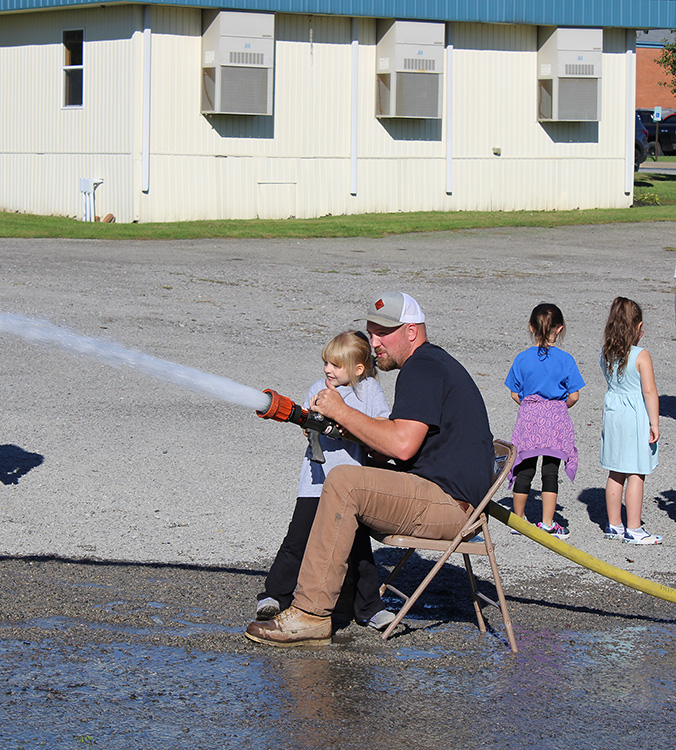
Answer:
[{"left": 246, "top": 292, "right": 494, "bottom": 647}]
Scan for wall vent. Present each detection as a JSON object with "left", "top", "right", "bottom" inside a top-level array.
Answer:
[
  {"left": 403, "top": 57, "right": 436, "bottom": 72},
  {"left": 230, "top": 51, "right": 265, "bottom": 66},
  {"left": 564, "top": 63, "right": 595, "bottom": 76},
  {"left": 375, "top": 20, "right": 444, "bottom": 119},
  {"left": 201, "top": 10, "right": 274, "bottom": 116},
  {"left": 537, "top": 27, "right": 602, "bottom": 122}
]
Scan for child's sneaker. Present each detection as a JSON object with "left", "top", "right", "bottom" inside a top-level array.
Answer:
[
  {"left": 256, "top": 597, "right": 281, "bottom": 620},
  {"left": 367, "top": 609, "right": 397, "bottom": 631},
  {"left": 510, "top": 515, "right": 528, "bottom": 535},
  {"left": 537, "top": 521, "right": 570, "bottom": 539},
  {"left": 623, "top": 527, "right": 663, "bottom": 545},
  {"left": 604, "top": 523, "right": 625, "bottom": 540}
]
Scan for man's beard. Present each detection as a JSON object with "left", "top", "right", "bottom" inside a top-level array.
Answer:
[{"left": 376, "top": 353, "right": 398, "bottom": 371}]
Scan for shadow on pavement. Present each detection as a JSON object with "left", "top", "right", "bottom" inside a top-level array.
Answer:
[{"left": 0, "top": 443, "right": 44, "bottom": 485}]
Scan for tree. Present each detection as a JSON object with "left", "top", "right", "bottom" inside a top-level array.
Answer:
[{"left": 656, "top": 38, "right": 676, "bottom": 97}]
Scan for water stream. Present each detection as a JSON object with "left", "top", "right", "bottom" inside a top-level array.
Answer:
[{"left": 0, "top": 312, "right": 270, "bottom": 412}]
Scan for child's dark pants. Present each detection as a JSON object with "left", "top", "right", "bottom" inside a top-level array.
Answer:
[{"left": 259, "top": 496, "right": 385, "bottom": 621}]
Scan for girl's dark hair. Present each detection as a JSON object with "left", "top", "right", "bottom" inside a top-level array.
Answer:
[
  {"left": 601, "top": 297, "right": 643, "bottom": 376},
  {"left": 529, "top": 303, "right": 565, "bottom": 353}
]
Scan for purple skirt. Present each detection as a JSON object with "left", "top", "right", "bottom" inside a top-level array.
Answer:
[{"left": 508, "top": 394, "right": 578, "bottom": 487}]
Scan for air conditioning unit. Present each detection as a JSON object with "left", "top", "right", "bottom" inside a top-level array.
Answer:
[
  {"left": 537, "top": 27, "right": 602, "bottom": 122},
  {"left": 375, "top": 20, "right": 444, "bottom": 119},
  {"left": 201, "top": 10, "right": 274, "bottom": 116}
]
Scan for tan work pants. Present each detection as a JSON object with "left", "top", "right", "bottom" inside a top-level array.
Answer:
[{"left": 293, "top": 465, "right": 472, "bottom": 617}]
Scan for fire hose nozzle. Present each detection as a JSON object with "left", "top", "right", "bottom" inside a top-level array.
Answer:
[
  {"left": 256, "top": 387, "right": 360, "bottom": 463},
  {"left": 256, "top": 388, "right": 296, "bottom": 423},
  {"left": 256, "top": 388, "right": 343, "bottom": 439}
]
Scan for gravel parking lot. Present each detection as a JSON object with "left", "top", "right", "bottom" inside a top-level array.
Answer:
[{"left": 1, "top": 225, "right": 675, "bottom": 748}]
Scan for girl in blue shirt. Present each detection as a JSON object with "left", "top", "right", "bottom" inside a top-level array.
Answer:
[{"left": 505, "top": 304, "right": 585, "bottom": 538}]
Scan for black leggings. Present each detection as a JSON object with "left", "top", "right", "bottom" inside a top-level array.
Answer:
[{"left": 512, "top": 455, "right": 561, "bottom": 495}]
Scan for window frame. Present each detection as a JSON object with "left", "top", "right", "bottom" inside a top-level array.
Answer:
[{"left": 62, "top": 27, "right": 84, "bottom": 109}]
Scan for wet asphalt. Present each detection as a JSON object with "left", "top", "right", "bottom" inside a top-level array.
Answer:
[{"left": 1, "top": 557, "right": 675, "bottom": 749}]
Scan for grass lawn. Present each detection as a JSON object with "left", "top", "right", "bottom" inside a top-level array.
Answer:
[
  {"left": 634, "top": 168, "right": 676, "bottom": 207},
  {"left": 644, "top": 154, "right": 676, "bottom": 165},
  {"left": 1, "top": 172, "right": 675, "bottom": 241}
]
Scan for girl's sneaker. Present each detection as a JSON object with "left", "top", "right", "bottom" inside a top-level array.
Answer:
[
  {"left": 256, "top": 597, "right": 281, "bottom": 620},
  {"left": 367, "top": 609, "right": 397, "bottom": 631},
  {"left": 604, "top": 523, "right": 625, "bottom": 540},
  {"left": 623, "top": 527, "right": 663, "bottom": 545},
  {"left": 537, "top": 521, "right": 570, "bottom": 539}
]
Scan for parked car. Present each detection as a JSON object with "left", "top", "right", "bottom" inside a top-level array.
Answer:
[
  {"left": 635, "top": 112, "right": 649, "bottom": 170},
  {"left": 637, "top": 108, "right": 676, "bottom": 156},
  {"left": 637, "top": 108, "right": 654, "bottom": 127}
]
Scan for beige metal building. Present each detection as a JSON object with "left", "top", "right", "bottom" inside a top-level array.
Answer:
[{"left": 1, "top": 1, "right": 674, "bottom": 222}]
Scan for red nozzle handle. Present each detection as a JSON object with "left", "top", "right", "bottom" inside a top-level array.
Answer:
[{"left": 256, "top": 388, "right": 296, "bottom": 422}]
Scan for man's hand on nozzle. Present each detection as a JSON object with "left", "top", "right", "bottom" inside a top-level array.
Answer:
[{"left": 311, "top": 383, "right": 348, "bottom": 422}]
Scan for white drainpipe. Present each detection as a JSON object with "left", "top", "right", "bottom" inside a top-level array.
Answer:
[
  {"left": 350, "top": 17, "right": 359, "bottom": 196},
  {"left": 625, "top": 29, "right": 636, "bottom": 195},
  {"left": 142, "top": 5, "right": 152, "bottom": 193},
  {"left": 446, "top": 23, "right": 454, "bottom": 195},
  {"left": 79, "top": 178, "right": 104, "bottom": 221}
]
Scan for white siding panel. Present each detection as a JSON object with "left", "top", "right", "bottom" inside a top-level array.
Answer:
[
  {"left": 0, "top": 7, "right": 141, "bottom": 221},
  {"left": 0, "top": 7, "right": 137, "bottom": 155},
  {"left": 448, "top": 158, "right": 628, "bottom": 211},
  {"left": 140, "top": 155, "right": 262, "bottom": 222},
  {"left": 257, "top": 182, "right": 296, "bottom": 219},
  {"left": 1, "top": 10, "right": 634, "bottom": 222},
  {"left": 274, "top": 14, "right": 352, "bottom": 159},
  {"left": 350, "top": 158, "right": 450, "bottom": 214},
  {"left": 296, "top": 158, "right": 349, "bottom": 218},
  {"left": 449, "top": 23, "right": 632, "bottom": 211},
  {"left": 150, "top": 7, "right": 206, "bottom": 157},
  {"left": 0, "top": 153, "right": 133, "bottom": 220},
  {"left": 147, "top": 11, "right": 357, "bottom": 219}
]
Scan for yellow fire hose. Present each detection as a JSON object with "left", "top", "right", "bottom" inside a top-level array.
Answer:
[{"left": 487, "top": 501, "right": 676, "bottom": 604}]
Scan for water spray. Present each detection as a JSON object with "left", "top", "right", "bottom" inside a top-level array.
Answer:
[
  {"left": 0, "top": 312, "right": 347, "bottom": 461},
  {"left": 0, "top": 312, "right": 270, "bottom": 411}
]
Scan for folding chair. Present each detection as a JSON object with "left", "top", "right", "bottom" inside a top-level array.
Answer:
[{"left": 371, "top": 439, "right": 518, "bottom": 652}]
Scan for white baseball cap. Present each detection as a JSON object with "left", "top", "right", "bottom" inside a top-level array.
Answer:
[{"left": 360, "top": 292, "right": 426, "bottom": 327}]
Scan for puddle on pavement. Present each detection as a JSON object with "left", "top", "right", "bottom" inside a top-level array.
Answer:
[
  {"left": 1, "top": 618, "right": 675, "bottom": 750},
  {"left": 6, "top": 615, "right": 242, "bottom": 638}
]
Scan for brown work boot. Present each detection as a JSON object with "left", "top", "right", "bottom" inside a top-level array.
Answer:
[{"left": 244, "top": 605, "right": 332, "bottom": 647}]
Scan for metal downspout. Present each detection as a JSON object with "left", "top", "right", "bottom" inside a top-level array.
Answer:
[
  {"left": 625, "top": 29, "right": 636, "bottom": 195},
  {"left": 350, "top": 17, "right": 359, "bottom": 196},
  {"left": 142, "top": 5, "right": 152, "bottom": 194},
  {"left": 446, "top": 23, "right": 454, "bottom": 195}
]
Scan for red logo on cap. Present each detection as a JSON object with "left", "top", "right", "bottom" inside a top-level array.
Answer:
[{"left": 375, "top": 299, "right": 384, "bottom": 310}]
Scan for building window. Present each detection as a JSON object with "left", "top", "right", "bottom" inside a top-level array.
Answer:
[{"left": 63, "top": 29, "right": 84, "bottom": 107}]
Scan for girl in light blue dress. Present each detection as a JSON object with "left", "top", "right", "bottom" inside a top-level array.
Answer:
[{"left": 600, "top": 297, "right": 661, "bottom": 544}]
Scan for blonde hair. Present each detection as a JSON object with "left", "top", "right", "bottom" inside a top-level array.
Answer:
[{"left": 321, "top": 330, "right": 376, "bottom": 387}]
